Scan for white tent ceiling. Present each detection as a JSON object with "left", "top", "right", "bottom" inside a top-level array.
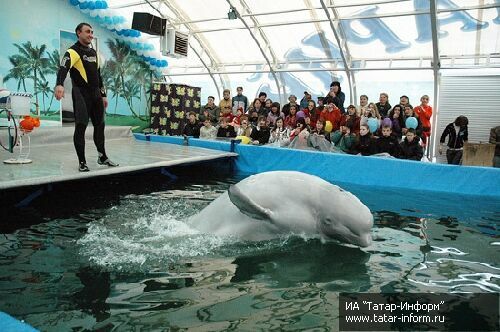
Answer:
[{"left": 107, "top": 0, "right": 500, "bottom": 103}]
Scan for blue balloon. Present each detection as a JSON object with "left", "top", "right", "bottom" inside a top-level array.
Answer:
[
  {"left": 367, "top": 118, "right": 379, "bottom": 133},
  {"left": 101, "top": 0, "right": 108, "bottom": 9},
  {"left": 161, "top": 60, "right": 168, "bottom": 67},
  {"left": 405, "top": 116, "right": 418, "bottom": 129},
  {"left": 79, "top": 1, "right": 88, "bottom": 9},
  {"left": 123, "top": 29, "right": 131, "bottom": 37},
  {"left": 69, "top": 0, "right": 80, "bottom": 6},
  {"left": 149, "top": 59, "right": 156, "bottom": 65},
  {"left": 112, "top": 16, "right": 120, "bottom": 25},
  {"left": 87, "top": 1, "right": 95, "bottom": 10},
  {"left": 104, "top": 16, "right": 113, "bottom": 25},
  {"left": 155, "top": 60, "right": 162, "bottom": 67}
]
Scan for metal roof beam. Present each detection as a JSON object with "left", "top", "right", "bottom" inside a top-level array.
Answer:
[
  {"left": 159, "top": 0, "right": 226, "bottom": 97},
  {"left": 320, "top": 0, "right": 355, "bottom": 104},
  {"left": 227, "top": 0, "right": 285, "bottom": 104}
]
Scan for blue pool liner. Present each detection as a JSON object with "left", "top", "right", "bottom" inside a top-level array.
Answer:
[
  {"left": 134, "top": 134, "right": 500, "bottom": 198},
  {"left": 0, "top": 312, "right": 38, "bottom": 332}
]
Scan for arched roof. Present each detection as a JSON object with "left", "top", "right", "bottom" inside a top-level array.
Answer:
[{"left": 108, "top": 0, "right": 500, "bottom": 103}]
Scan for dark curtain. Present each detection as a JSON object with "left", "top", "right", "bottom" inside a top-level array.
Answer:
[{"left": 150, "top": 83, "right": 201, "bottom": 135}]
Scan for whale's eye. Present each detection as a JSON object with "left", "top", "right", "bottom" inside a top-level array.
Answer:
[{"left": 324, "top": 217, "right": 333, "bottom": 225}]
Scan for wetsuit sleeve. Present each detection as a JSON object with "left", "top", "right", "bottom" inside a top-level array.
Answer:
[
  {"left": 98, "top": 67, "right": 106, "bottom": 98},
  {"left": 56, "top": 51, "right": 72, "bottom": 86}
]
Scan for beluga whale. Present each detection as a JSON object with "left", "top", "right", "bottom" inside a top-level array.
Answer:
[{"left": 188, "top": 171, "right": 373, "bottom": 247}]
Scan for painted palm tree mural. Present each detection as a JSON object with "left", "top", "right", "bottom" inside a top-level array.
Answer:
[
  {"left": 3, "top": 55, "right": 30, "bottom": 92},
  {"left": 103, "top": 38, "right": 160, "bottom": 125},
  {"left": 13, "top": 42, "right": 49, "bottom": 116},
  {"left": 3, "top": 38, "right": 160, "bottom": 130}
]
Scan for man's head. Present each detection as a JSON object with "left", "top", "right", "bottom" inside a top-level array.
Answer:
[
  {"left": 75, "top": 23, "right": 93, "bottom": 46},
  {"left": 406, "top": 128, "right": 416, "bottom": 142},
  {"left": 207, "top": 96, "right": 215, "bottom": 106},
  {"left": 188, "top": 111, "right": 196, "bottom": 123},
  {"left": 258, "top": 92, "right": 267, "bottom": 103},
  {"left": 257, "top": 115, "right": 267, "bottom": 127},
  {"left": 404, "top": 105, "right": 413, "bottom": 116},
  {"left": 223, "top": 89, "right": 230, "bottom": 100},
  {"left": 360, "top": 124, "right": 369, "bottom": 136},
  {"left": 236, "top": 87, "right": 243, "bottom": 95},
  {"left": 400, "top": 95, "right": 409, "bottom": 106},
  {"left": 381, "top": 125, "right": 392, "bottom": 137},
  {"left": 359, "top": 95, "right": 368, "bottom": 106}
]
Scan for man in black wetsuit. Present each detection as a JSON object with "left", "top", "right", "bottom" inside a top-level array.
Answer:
[{"left": 55, "top": 22, "right": 118, "bottom": 172}]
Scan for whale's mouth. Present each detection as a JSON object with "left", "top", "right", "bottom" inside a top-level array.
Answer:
[{"left": 325, "top": 231, "right": 372, "bottom": 248}]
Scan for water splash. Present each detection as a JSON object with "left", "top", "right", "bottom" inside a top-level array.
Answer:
[{"left": 77, "top": 213, "right": 237, "bottom": 270}]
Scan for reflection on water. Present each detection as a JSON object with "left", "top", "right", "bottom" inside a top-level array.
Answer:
[{"left": 0, "top": 167, "right": 499, "bottom": 330}]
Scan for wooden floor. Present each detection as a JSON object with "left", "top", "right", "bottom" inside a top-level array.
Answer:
[{"left": 0, "top": 126, "right": 236, "bottom": 190}]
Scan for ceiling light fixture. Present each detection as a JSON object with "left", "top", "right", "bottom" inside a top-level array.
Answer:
[{"left": 227, "top": 7, "right": 237, "bottom": 20}]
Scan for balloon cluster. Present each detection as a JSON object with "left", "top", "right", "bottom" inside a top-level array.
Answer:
[
  {"left": 20, "top": 116, "right": 41, "bottom": 132},
  {"left": 68, "top": 0, "right": 169, "bottom": 70}
]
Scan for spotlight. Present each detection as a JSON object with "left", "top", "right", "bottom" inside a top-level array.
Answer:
[{"left": 227, "top": 7, "right": 237, "bottom": 20}]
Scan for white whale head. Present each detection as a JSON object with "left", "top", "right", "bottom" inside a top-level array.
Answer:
[{"left": 227, "top": 171, "right": 373, "bottom": 247}]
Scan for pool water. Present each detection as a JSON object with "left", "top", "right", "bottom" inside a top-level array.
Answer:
[{"left": 0, "top": 165, "right": 499, "bottom": 331}]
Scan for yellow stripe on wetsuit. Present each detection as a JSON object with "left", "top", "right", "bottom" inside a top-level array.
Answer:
[{"left": 67, "top": 49, "right": 88, "bottom": 83}]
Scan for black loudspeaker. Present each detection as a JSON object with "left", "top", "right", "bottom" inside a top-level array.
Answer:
[{"left": 132, "top": 12, "right": 166, "bottom": 36}]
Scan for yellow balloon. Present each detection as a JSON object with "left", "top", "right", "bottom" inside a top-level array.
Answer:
[
  {"left": 325, "top": 120, "right": 333, "bottom": 133},
  {"left": 236, "top": 135, "right": 251, "bottom": 144}
]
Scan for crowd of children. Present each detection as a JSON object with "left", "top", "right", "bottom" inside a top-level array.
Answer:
[{"left": 182, "top": 82, "right": 446, "bottom": 162}]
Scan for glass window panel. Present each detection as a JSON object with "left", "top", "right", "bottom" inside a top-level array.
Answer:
[
  {"left": 336, "top": 0, "right": 416, "bottom": 17},
  {"left": 280, "top": 71, "right": 349, "bottom": 103},
  {"left": 245, "top": 0, "right": 310, "bottom": 15},
  {"left": 353, "top": 70, "right": 434, "bottom": 109},
  {"left": 197, "top": 30, "right": 265, "bottom": 63},
  {"left": 336, "top": 15, "right": 434, "bottom": 59},
  {"left": 261, "top": 24, "right": 336, "bottom": 62},
  {"left": 438, "top": 9, "right": 500, "bottom": 57}
]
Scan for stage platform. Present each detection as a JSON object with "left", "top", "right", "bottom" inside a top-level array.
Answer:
[{"left": 0, "top": 126, "right": 237, "bottom": 190}]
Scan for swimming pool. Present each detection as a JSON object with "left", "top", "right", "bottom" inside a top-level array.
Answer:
[{"left": 0, "top": 164, "right": 498, "bottom": 330}]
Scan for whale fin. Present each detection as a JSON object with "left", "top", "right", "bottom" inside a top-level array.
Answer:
[{"left": 228, "top": 185, "right": 273, "bottom": 222}]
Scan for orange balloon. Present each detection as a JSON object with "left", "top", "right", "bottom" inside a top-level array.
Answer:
[
  {"left": 32, "top": 117, "right": 40, "bottom": 127},
  {"left": 20, "top": 119, "right": 34, "bottom": 131}
]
